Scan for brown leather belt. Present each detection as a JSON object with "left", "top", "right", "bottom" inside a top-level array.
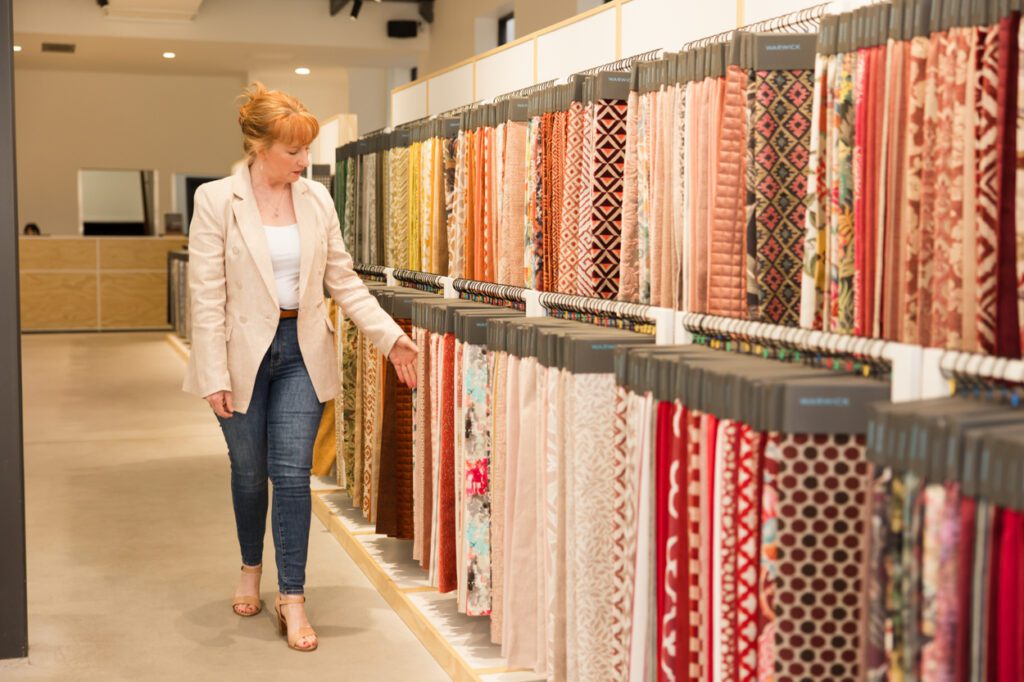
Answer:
[{"left": 279, "top": 309, "right": 298, "bottom": 319}]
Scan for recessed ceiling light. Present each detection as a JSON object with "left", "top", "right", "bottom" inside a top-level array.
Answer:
[
  {"left": 295, "top": 67, "right": 311, "bottom": 76},
  {"left": 12, "top": 45, "right": 22, "bottom": 52},
  {"left": 162, "top": 51, "right": 176, "bottom": 59}
]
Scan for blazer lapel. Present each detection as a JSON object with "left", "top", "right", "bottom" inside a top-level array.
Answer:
[
  {"left": 231, "top": 165, "right": 278, "bottom": 306},
  {"left": 293, "top": 180, "right": 316, "bottom": 304}
]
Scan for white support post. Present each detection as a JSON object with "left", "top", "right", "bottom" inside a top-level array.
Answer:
[
  {"left": 439, "top": 276, "right": 457, "bottom": 299},
  {"left": 649, "top": 306, "right": 676, "bottom": 345},
  {"left": 884, "top": 342, "right": 925, "bottom": 404},
  {"left": 384, "top": 267, "right": 396, "bottom": 287},
  {"left": 523, "top": 290, "right": 544, "bottom": 317}
]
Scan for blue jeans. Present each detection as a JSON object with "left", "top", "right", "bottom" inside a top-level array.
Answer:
[{"left": 217, "top": 318, "right": 322, "bottom": 595}]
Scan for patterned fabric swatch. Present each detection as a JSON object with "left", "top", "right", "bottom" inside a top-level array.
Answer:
[
  {"left": 768, "top": 433, "right": 869, "bottom": 682},
  {"left": 800, "top": 53, "right": 831, "bottom": 331},
  {"left": 750, "top": 69, "right": 813, "bottom": 327},
  {"left": 589, "top": 99, "right": 628, "bottom": 299},
  {"left": 500, "top": 122, "right": 527, "bottom": 286},
  {"left": 461, "top": 344, "right": 492, "bottom": 615},
  {"left": 490, "top": 351, "right": 508, "bottom": 643},
  {"left": 338, "top": 316, "right": 358, "bottom": 495},
  {"left": 388, "top": 146, "right": 410, "bottom": 269},
  {"left": 710, "top": 67, "right": 751, "bottom": 318}
]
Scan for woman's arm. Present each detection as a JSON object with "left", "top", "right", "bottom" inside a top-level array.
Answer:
[{"left": 188, "top": 185, "right": 232, "bottom": 397}]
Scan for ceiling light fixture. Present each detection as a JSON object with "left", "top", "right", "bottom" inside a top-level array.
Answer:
[
  {"left": 350, "top": 0, "right": 363, "bottom": 20},
  {"left": 295, "top": 67, "right": 311, "bottom": 76},
  {"left": 12, "top": 45, "right": 21, "bottom": 52},
  {"left": 162, "top": 51, "right": 176, "bottom": 59}
]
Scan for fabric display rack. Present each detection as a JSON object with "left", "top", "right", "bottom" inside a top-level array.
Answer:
[
  {"left": 335, "top": 0, "right": 1024, "bottom": 357},
  {"left": 145, "top": 2, "right": 1024, "bottom": 680},
  {"left": 167, "top": 250, "right": 190, "bottom": 359},
  {"left": 325, "top": 265, "right": 1024, "bottom": 682},
  {"left": 308, "top": 1, "right": 1024, "bottom": 681}
]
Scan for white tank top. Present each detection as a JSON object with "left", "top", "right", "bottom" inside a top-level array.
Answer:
[{"left": 263, "top": 224, "right": 300, "bottom": 310}]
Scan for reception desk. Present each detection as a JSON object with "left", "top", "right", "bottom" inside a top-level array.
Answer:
[{"left": 19, "top": 236, "right": 188, "bottom": 332}]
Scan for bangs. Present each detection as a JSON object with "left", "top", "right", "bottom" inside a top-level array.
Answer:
[{"left": 273, "top": 112, "right": 319, "bottom": 148}]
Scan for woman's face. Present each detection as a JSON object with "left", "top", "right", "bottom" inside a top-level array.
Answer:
[{"left": 256, "top": 140, "right": 310, "bottom": 184}]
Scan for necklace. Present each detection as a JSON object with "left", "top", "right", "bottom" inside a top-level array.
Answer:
[
  {"left": 260, "top": 189, "right": 288, "bottom": 218},
  {"left": 252, "top": 166, "right": 290, "bottom": 219}
]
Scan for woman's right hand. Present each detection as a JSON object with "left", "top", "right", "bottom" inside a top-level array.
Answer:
[{"left": 205, "top": 390, "right": 234, "bottom": 419}]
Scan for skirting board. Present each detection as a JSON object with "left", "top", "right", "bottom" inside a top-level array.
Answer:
[
  {"left": 165, "top": 333, "right": 190, "bottom": 361},
  {"left": 311, "top": 492, "right": 543, "bottom": 682}
]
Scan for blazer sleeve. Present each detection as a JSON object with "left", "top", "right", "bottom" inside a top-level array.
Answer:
[
  {"left": 317, "top": 183, "right": 405, "bottom": 357},
  {"left": 187, "top": 184, "right": 232, "bottom": 396}
]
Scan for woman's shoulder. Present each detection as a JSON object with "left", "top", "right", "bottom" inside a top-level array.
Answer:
[
  {"left": 196, "top": 176, "right": 234, "bottom": 202},
  {"left": 298, "top": 176, "right": 331, "bottom": 202}
]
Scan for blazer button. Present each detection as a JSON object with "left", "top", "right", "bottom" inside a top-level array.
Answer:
[
  {"left": 240, "top": 316, "right": 248, "bottom": 324},
  {"left": 232, "top": 247, "right": 240, "bottom": 255}
]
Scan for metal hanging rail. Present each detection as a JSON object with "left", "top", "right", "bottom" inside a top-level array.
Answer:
[
  {"left": 678, "top": 312, "right": 894, "bottom": 363},
  {"left": 451, "top": 278, "right": 528, "bottom": 302},
  {"left": 675, "top": 311, "right": 929, "bottom": 403},
  {"left": 681, "top": 1, "right": 831, "bottom": 50},
  {"left": 538, "top": 290, "right": 660, "bottom": 324},
  {"left": 935, "top": 350, "right": 1024, "bottom": 385},
  {"left": 435, "top": 100, "right": 483, "bottom": 119},
  {"left": 493, "top": 79, "right": 559, "bottom": 101},
  {"left": 572, "top": 48, "right": 664, "bottom": 77},
  {"left": 392, "top": 268, "right": 445, "bottom": 288}
]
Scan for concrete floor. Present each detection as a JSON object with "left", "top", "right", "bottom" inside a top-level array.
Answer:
[{"left": 0, "top": 332, "right": 449, "bottom": 682}]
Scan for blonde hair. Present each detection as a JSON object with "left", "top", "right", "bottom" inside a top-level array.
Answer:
[{"left": 237, "top": 82, "right": 319, "bottom": 160}]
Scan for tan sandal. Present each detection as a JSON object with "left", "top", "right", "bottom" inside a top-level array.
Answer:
[
  {"left": 232, "top": 564, "right": 262, "bottom": 617},
  {"left": 275, "top": 595, "right": 318, "bottom": 652}
]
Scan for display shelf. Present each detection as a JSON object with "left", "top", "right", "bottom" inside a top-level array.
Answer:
[{"left": 311, "top": 491, "right": 543, "bottom": 682}]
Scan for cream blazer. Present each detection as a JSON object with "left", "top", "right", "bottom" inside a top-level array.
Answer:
[{"left": 182, "top": 164, "right": 403, "bottom": 414}]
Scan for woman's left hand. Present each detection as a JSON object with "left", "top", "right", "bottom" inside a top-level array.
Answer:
[{"left": 389, "top": 335, "right": 419, "bottom": 389}]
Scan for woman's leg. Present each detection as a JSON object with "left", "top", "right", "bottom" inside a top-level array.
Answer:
[
  {"left": 265, "top": 319, "right": 323, "bottom": 596},
  {"left": 218, "top": 352, "right": 271, "bottom": 567}
]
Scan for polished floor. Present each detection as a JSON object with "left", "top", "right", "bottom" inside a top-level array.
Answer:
[{"left": 0, "top": 332, "right": 448, "bottom": 681}]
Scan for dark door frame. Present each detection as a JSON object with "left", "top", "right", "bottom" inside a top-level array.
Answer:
[{"left": 0, "top": 0, "right": 29, "bottom": 661}]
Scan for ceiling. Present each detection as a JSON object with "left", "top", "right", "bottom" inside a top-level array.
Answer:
[{"left": 12, "top": 0, "right": 426, "bottom": 76}]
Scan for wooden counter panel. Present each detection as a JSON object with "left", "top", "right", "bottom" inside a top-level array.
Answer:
[
  {"left": 20, "top": 273, "right": 98, "bottom": 331},
  {"left": 19, "top": 238, "right": 98, "bottom": 271},
  {"left": 99, "top": 237, "right": 187, "bottom": 271},
  {"left": 100, "top": 272, "right": 169, "bottom": 329}
]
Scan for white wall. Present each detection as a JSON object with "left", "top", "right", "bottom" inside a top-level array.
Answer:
[
  {"left": 348, "top": 67, "right": 392, "bottom": 135},
  {"left": 245, "top": 67, "right": 347, "bottom": 122},
  {"left": 80, "top": 169, "right": 145, "bottom": 222},
  {"left": 14, "top": 69, "right": 242, "bottom": 236},
  {"left": 418, "top": 0, "right": 578, "bottom": 75}
]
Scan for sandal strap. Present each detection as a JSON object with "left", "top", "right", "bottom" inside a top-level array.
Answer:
[
  {"left": 277, "top": 595, "right": 306, "bottom": 606},
  {"left": 240, "top": 564, "right": 262, "bottom": 575},
  {"left": 233, "top": 595, "right": 260, "bottom": 606}
]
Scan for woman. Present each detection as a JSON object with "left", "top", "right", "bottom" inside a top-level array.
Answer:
[{"left": 183, "top": 82, "right": 417, "bottom": 652}]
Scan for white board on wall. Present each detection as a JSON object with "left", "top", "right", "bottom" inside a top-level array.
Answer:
[
  {"left": 428, "top": 64, "right": 475, "bottom": 117},
  {"left": 475, "top": 40, "right": 535, "bottom": 103},
  {"left": 536, "top": 8, "right": 617, "bottom": 83},
  {"left": 621, "top": 0, "right": 737, "bottom": 55},
  {"left": 391, "top": 82, "right": 428, "bottom": 127}
]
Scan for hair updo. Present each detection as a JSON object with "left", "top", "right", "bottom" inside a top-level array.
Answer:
[{"left": 237, "top": 82, "right": 319, "bottom": 160}]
